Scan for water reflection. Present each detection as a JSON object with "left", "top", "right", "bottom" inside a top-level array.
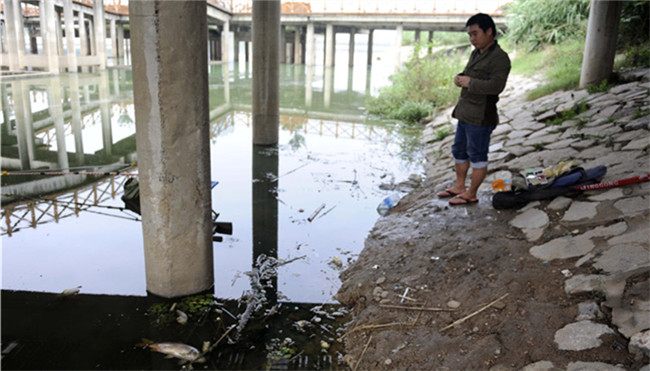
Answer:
[{"left": 2, "top": 60, "right": 423, "bottom": 303}]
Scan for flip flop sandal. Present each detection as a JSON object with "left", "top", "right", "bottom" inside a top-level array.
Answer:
[
  {"left": 437, "top": 189, "right": 461, "bottom": 198},
  {"left": 449, "top": 195, "right": 479, "bottom": 205}
]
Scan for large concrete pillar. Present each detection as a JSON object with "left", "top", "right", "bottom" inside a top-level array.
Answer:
[
  {"left": 69, "top": 73, "right": 85, "bottom": 164},
  {"left": 98, "top": 70, "right": 112, "bottom": 156},
  {"left": 325, "top": 23, "right": 334, "bottom": 67},
  {"left": 367, "top": 29, "right": 373, "bottom": 66},
  {"left": 79, "top": 15, "right": 88, "bottom": 56},
  {"left": 221, "top": 20, "right": 230, "bottom": 62},
  {"left": 252, "top": 0, "right": 280, "bottom": 145},
  {"left": 305, "top": 22, "right": 314, "bottom": 67},
  {"left": 116, "top": 23, "right": 125, "bottom": 61},
  {"left": 110, "top": 18, "right": 117, "bottom": 60},
  {"left": 293, "top": 29, "right": 302, "bottom": 64},
  {"left": 93, "top": 0, "right": 107, "bottom": 69},
  {"left": 54, "top": 8, "right": 64, "bottom": 55},
  {"left": 279, "top": 26, "right": 286, "bottom": 64},
  {"left": 130, "top": 0, "right": 214, "bottom": 298},
  {"left": 428, "top": 30, "right": 434, "bottom": 55},
  {"left": 64, "top": 0, "right": 78, "bottom": 71},
  {"left": 348, "top": 27, "right": 355, "bottom": 67},
  {"left": 41, "top": 0, "right": 60, "bottom": 72},
  {"left": 394, "top": 25, "right": 403, "bottom": 71},
  {"left": 12, "top": 81, "right": 33, "bottom": 169},
  {"left": 579, "top": 0, "right": 622, "bottom": 88},
  {"left": 3, "top": 0, "right": 21, "bottom": 70},
  {"left": 48, "top": 79, "right": 70, "bottom": 170}
]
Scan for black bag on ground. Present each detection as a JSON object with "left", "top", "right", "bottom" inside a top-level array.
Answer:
[{"left": 492, "top": 165, "right": 607, "bottom": 210}]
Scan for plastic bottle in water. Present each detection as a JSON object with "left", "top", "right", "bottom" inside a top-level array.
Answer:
[{"left": 376, "top": 192, "right": 401, "bottom": 216}]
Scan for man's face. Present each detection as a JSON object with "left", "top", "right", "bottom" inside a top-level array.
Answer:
[{"left": 467, "top": 24, "right": 493, "bottom": 51}]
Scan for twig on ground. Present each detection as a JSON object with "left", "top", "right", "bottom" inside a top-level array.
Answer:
[
  {"left": 278, "top": 255, "right": 306, "bottom": 266},
  {"left": 353, "top": 335, "right": 373, "bottom": 371},
  {"left": 380, "top": 304, "right": 456, "bottom": 312},
  {"left": 337, "top": 321, "right": 414, "bottom": 342},
  {"left": 440, "top": 293, "right": 509, "bottom": 332}
]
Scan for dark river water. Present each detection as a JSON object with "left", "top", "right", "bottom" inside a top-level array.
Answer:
[{"left": 1, "top": 32, "right": 425, "bottom": 369}]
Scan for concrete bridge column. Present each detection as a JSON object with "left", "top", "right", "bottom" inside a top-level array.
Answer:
[
  {"left": 129, "top": 0, "right": 214, "bottom": 298},
  {"left": 325, "top": 23, "right": 334, "bottom": 67},
  {"left": 394, "top": 24, "right": 403, "bottom": 71},
  {"left": 279, "top": 26, "right": 286, "bottom": 64},
  {"left": 579, "top": 0, "right": 622, "bottom": 88},
  {"left": 367, "top": 29, "right": 373, "bottom": 66},
  {"left": 69, "top": 73, "right": 85, "bottom": 164},
  {"left": 305, "top": 22, "right": 314, "bottom": 67},
  {"left": 55, "top": 9, "right": 64, "bottom": 56},
  {"left": 348, "top": 27, "right": 355, "bottom": 67},
  {"left": 221, "top": 20, "right": 230, "bottom": 62},
  {"left": 428, "top": 30, "right": 433, "bottom": 54},
  {"left": 98, "top": 71, "right": 112, "bottom": 156},
  {"left": 415, "top": 29, "right": 420, "bottom": 44},
  {"left": 116, "top": 23, "right": 125, "bottom": 61},
  {"left": 3, "top": 0, "right": 22, "bottom": 70},
  {"left": 93, "top": 0, "right": 107, "bottom": 69},
  {"left": 79, "top": 14, "right": 88, "bottom": 56},
  {"left": 48, "top": 79, "right": 70, "bottom": 170},
  {"left": 233, "top": 34, "right": 240, "bottom": 63},
  {"left": 109, "top": 18, "right": 117, "bottom": 60},
  {"left": 12, "top": 81, "right": 33, "bottom": 169},
  {"left": 41, "top": 0, "right": 60, "bottom": 72},
  {"left": 64, "top": 0, "right": 78, "bottom": 72},
  {"left": 88, "top": 18, "right": 96, "bottom": 56},
  {"left": 252, "top": 0, "right": 280, "bottom": 145},
  {"left": 29, "top": 27, "right": 38, "bottom": 54},
  {"left": 293, "top": 29, "right": 302, "bottom": 64}
]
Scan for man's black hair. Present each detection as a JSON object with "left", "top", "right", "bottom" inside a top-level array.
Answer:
[{"left": 466, "top": 13, "right": 497, "bottom": 38}]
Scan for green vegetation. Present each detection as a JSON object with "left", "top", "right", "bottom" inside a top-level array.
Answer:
[
  {"left": 505, "top": 0, "right": 590, "bottom": 51},
  {"left": 586, "top": 79, "right": 611, "bottom": 94},
  {"left": 366, "top": 45, "right": 469, "bottom": 124},
  {"left": 371, "top": 1, "right": 649, "bottom": 123},
  {"left": 546, "top": 99, "right": 588, "bottom": 126},
  {"left": 432, "top": 125, "right": 454, "bottom": 142}
]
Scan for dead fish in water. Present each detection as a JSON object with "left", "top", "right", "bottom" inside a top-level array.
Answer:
[
  {"left": 136, "top": 338, "right": 205, "bottom": 364},
  {"left": 58, "top": 286, "right": 82, "bottom": 297}
]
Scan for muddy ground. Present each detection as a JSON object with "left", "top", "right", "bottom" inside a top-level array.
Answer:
[{"left": 335, "top": 180, "right": 643, "bottom": 370}]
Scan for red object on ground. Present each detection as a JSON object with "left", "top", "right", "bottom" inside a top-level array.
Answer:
[{"left": 575, "top": 173, "right": 650, "bottom": 191}]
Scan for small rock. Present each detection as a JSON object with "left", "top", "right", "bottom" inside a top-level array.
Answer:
[
  {"left": 629, "top": 330, "right": 650, "bottom": 356},
  {"left": 372, "top": 286, "right": 383, "bottom": 297},
  {"left": 376, "top": 276, "right": 386, "bottom": 285},
  {"left": 565, "top": 361, "right": 626, "bottom": 371},
  {"left": 554, "top": 320, "right": 615, "bottom": 351},
  {"left": 320, "top": 340, "right": 330, "bottom": 349},
  {"left": 576, "top": 301, "right": 602, "bottom": 321},
  {"left": 519, "top": 361, "right": 557, "bottom": 371},
  {"left": 547, "top": 196, "right": 572, "bottom": 211},
  {"left": 384, "top": 358, "right": 392, "bottom": 366},
  {"left": 447, "top": 300, "right": 461, "bottom": 309}
]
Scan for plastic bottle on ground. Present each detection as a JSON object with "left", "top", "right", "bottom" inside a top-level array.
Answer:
[{"left": 377, "top": 192, "right": 401, "bottom": 216}]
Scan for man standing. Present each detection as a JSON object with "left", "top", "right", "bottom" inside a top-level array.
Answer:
[{"left": 437, "top": 13, "right": 511, "bottom": 205}]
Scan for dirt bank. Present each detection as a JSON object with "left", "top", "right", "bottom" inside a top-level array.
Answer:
[{"left": 334, "top": 71, "right": 650, "bottom": 370}]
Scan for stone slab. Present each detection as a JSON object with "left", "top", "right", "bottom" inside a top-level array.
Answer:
[
  {"left": 587, "top": 188, "right": 624, "bottom": 201},
  {"left": 554, "top": 320, "right": 615, "bottom": 351},
  {"left": 612, "top": 304, "right": 650, "bottom": 338},
  {"left": 593, "top": 244, "right": 650, "bottom": 274},
  {"left": 581, "top": 221, "right": 627, "bottom": 240},
  {"left": 566, "top": 361, "right": 626, "bottom": 371},
  {"left": 530, "top": 236, "right": 594, "bottom": 261},
  {"left": 547, "top": 196, "right": 572, "bottom": 211},
  {"left": 613, "top": 196, "right": 649, "bottom": 214},
  {"left": 565, "top": 274, "right": 606, "bottom": 295},
  {"left": 562, "top": 201, "right": 599, "bottom": 222}
]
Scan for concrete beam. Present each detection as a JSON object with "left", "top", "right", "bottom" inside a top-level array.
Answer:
[{"left": 130, "top": 0, "right": 214, "bottom": 298}]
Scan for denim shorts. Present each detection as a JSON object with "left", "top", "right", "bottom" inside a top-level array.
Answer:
[{"left": 451, "top": 120, "right": 496, "bottom": 169}]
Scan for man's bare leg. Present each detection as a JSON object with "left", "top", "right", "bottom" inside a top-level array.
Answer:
[
  {"left": 449, "top": 161, "right": 470, "bottom": 194},
  {"left": 457, "top": 166, "right": 487, "bottom": 201}
]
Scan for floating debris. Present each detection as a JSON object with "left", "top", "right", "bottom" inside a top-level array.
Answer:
[{"left": 176, "top": 310, "right": 188, "bottom": 325}]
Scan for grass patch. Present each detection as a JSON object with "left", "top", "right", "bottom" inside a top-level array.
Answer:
[
  {"left": 367, "top": 46, "right": 469, "bottom": 124},
  {"left": 520, "top": 40, "right": 584, "bottom": 101},
  {"left": 432, "top": 125, "right": 454, "bottom": 142}
]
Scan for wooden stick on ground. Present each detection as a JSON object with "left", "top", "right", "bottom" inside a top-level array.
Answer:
[
  {"left": 380, "top": 304, "right": 456, "bottom": 312},
  {"left": 353, "top": 335, "right": 373, "bottom": 371},
  {"left": 440, "top": 293, "right": 509, "bottom": 332},
  {"left": 337, "top": 321, "right": 414, "bottom": 342}
]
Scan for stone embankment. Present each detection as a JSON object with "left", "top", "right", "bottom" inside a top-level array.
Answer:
[{"left": 336, "top": 68, "right": 649, "bottom": 370}]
